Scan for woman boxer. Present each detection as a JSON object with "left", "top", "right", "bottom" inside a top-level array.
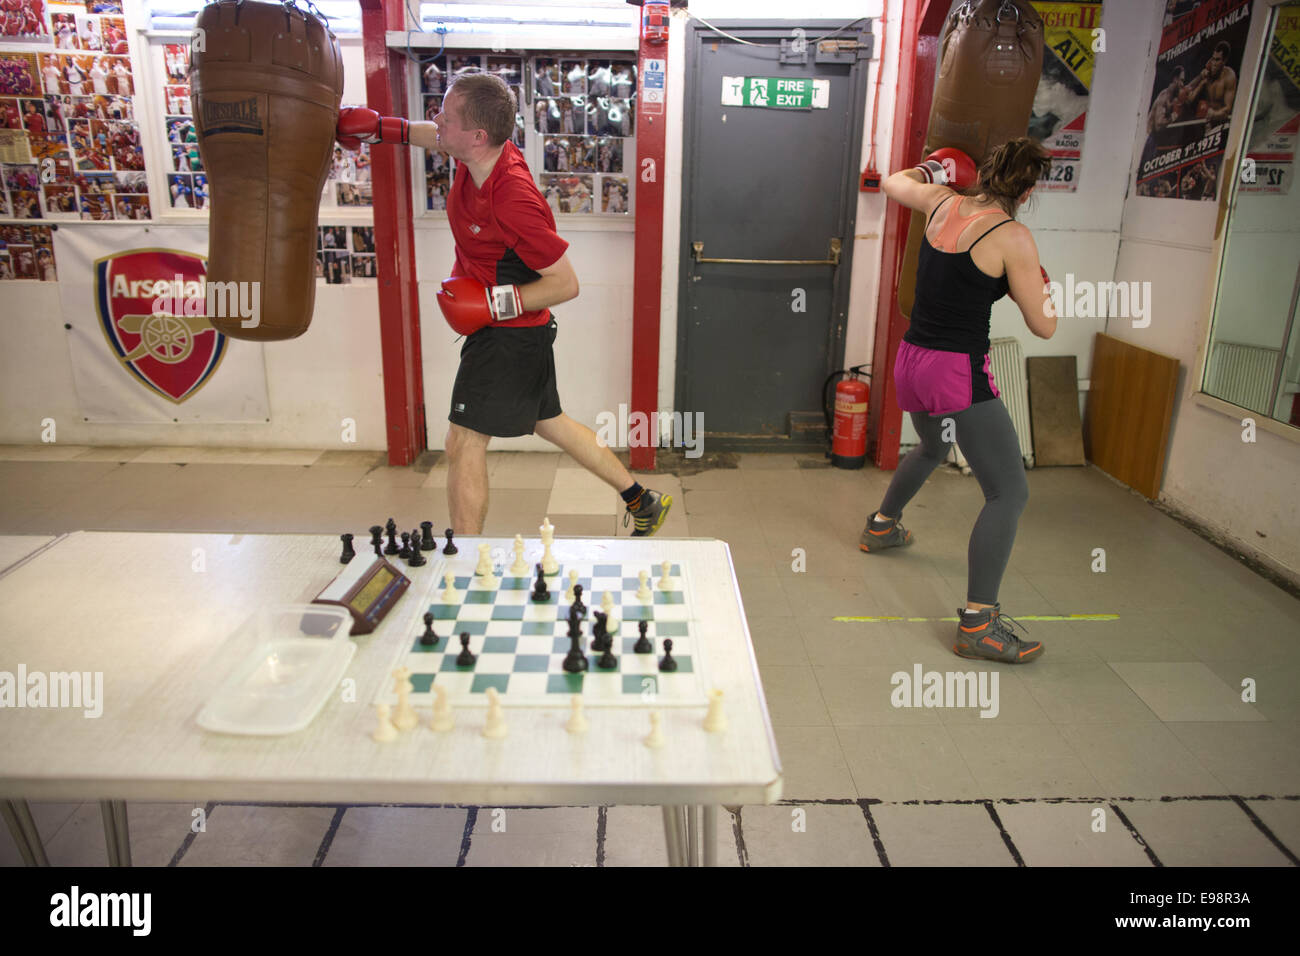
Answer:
[{"left": 863, "top": 138, "right": 1056, "bottom": 664}]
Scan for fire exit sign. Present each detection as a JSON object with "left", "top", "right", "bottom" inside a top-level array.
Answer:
[{"left": 721, "top": 76, "right": 829, "bottom": 110}]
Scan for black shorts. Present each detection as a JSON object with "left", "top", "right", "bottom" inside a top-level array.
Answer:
[{"left": 448, "top": 318, "right": 562, "bottom": 437}]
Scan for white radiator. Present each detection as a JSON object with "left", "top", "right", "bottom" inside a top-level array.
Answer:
[
  {"left": 1205, "top": 341, "right": 1279, "bottom": 414},
  {"left": 950, "top": 336, "right": 1035, "bottom": 471}
]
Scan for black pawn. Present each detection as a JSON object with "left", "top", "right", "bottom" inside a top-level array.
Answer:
[
  {"left": 385, "top": 519, "right": 400, "bottom": 555},
  {"left": 591, "top": 610, "right": 608, "bottom": 652},
  {"left": 456, "top": 632, "right": 475, "bottom": 667},
  {"left": 531, "top": 563, "right": 550, "bottom": 602},
  {"left": 369, "top": 525, "right": 384, "bottom": 558},
  {"left": 399, "top": 531, "right": 412, "bottom": 560},
  {"left": 407, "top": 529, "right": 426, "bottom": 567},
  {"left": 340, "top": 533, "right": 355, "bottom": 564},
  {"left": 420, "top": 521, "right": 436, "bottom": 552},
  {"left": 597, "top": 641, "right": 618, "bottom": 670},
  {"left": 659, "top": 638, "right": 677, "bottom": 672},
  {"left": 443, "top": 528, "right": 458, "bottom": 555},
  {"left": 571, "top": 583, "right": 586, "bottom": 618},
  {"left": 634, "top": 619, "right": 652, "bottom": 654},
  {"left": 419, "top": 612, "right": 438, "bottom": 647}
]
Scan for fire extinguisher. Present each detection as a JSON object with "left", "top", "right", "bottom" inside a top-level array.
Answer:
[
  {"left": 642, "top": 1, "right": 669, "bottom": 44},
  {"left": 824, "top": 365, "right": 870, "bottom": 469}
]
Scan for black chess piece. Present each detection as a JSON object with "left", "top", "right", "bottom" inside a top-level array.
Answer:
[
  {"left": 563, "top": 624, "right": 587, "bottom": 673},
  {"left": 531, "top": 563, "right": 550, "bottom": 602},
  {"left": 571, "top": 583, "right": 586, "bottom": 618},
  {"left": 420, "top": 521, "right": 436, "bottom": 552},
  {"left": 456, "top": 632, "right": 475, "bottom": 667},
  {"left": 340, "top": 533, "right": 355, "bottom": 564},
  {"left": 443, "top": 528, "right": 458, "bottom": 555},
  {"left": 385, "top": 519, "right": 400, "bottom": 555},
  {"left": 597, "top": 641, "right": 617, "bottom": 670},
  {"left": 369, "top": 525, "right": 384, "bottom": 558},
  {"left": 407, "top": 529, "right": 426, "bottom": 567},
  {"left": 634, "top": 619, "right": 652, "bottom": 654},
  {"left": 591, "top": 610, "right": 608, "bottom": 653},
  {"left": 399, "top": 532, "right": 412, "bottom": 560},
  {"left": 419, "top": 612, "right": 438, "bottom": 647},
  {"left": 659, "top": 638, "right": 677, "bottom": 672}
]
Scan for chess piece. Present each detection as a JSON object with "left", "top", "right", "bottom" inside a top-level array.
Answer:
[
  {"left": 643, "top": 711, "right": 664, "bottom": 749},
  {"left": 571, "top": 583, "right": 586, "bottom": 617},
  {"left": 369, "top": 525, "right": 384, "bottom": 557},
  {"left": 659, "top": 638, "right": 677, "bottom": 672},
  {"left": 407, "top": 529, "right": 426, "bottom": 566},
  {"left": 601, "top": 591, "right": 614, "bottom": 616},
  {"left": 475, "top": 542, "right": 493, "bottom": 576},
  {"left": 563, "top": 621, "right": 587, "bottom": 673},
  {"left": 658, "top": 560, "right": 672, "bottom": 589},
  {"left": 442, "top": 528, "right": 458, "bottom": 555},
  {"left": 531, "top": 563, "right": 550, "bottom": 602},
  {"left": 399, "top": 531, "right": 412, "bottom": 560},
  {"left": 429, "top": 684, "right": 453, "bottom": 732},
  {"left": 456, "top": 632, "right": 476, "bottom": 667},
  {"left": 420, "top": 521, "right": 437, "bottom": 552},
  {"left": 372, "top": 702, "right": 398, "bottom": 742},
  {"left": 565, "top": 695, "right": 589, "bottom": 734},
  {"left": 419, "top": 612, "right": 439, "bottom": 647},
  {"left": 596, "top": 640, "right": 617, "bottom": 670},
  {"left": 509, "top": 534, "right": 528, "bottom": 575},
  {"left": 385, "top": 519, "right": 400, "bottom": 555},
  {"left": 703, "top": 688, "right": 727, "bottom": 733},
  {"left": 634, "top": 619, "right": 652, "bottom": 653},
  {"left": 440, "top": 572, "right": 459, "bottom": 604},
  {"left": 340, "top": 533, "right": 355, "bottom": 564},
  {"left": 636, "top": 571, "right": 652, "bottom": 601},
  {"left": 540, "top": 517, "right": 558, "bottom": 574},
  {"left": 565, "top": 569, "right": 578, "bottom": 603},
  {"left": 591, "top": 610, "right": 608, "bottom": 652},
  {"left": 483, "top": 687, "right": 507, "bottom": 738}
]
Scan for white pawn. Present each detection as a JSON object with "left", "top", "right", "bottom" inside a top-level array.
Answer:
[
  {"left": 440, "top": 572, "right": 459, "bottom": 604},
  {"left": 601, "top": 590, "right": 614, "bottom": 616},
  {"left": 565, "top": 569, "right": 579, "bottom": 603},
  {"left": 636, "top": 570, "right": 651, "bottom": 601},
  {"left": 565, "top": 695, "right": 588, "bottom": 735},
  {"left": 540, "top": 517, "right": 558, "bottom": 574},
  {"left": 429, "top": 684, "right": 453, "bottom": 732},
  {"left": 658, "top": 560, "right": 672, "bottom": 590},
  {"left": 643, "top": 711, "right": 664, "bottom": 749},
  {"left": 483, "top": 686, "right": 507, "bottom": 738},
  {"left": 392, "top": 667, "right": 417, "bottom": 731},
  {"left": 703, "top": 689, "right": 727, "bottom": 733},
  {"left": 509, "top": 534, "right": 529, "bottom": 575},
  {"left": 372, "top": 703, "right": 398, "bottom": 742}
]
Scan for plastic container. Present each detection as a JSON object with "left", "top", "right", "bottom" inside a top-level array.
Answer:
[{"left": 197, "top": 604, "right": 355, "bottom": 735}]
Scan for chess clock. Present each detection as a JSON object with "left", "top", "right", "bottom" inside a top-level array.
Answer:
[{"left": 312, "top": 555, "right": 410, "bottom": 635}]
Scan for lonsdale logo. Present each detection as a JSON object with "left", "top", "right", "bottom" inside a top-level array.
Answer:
[
  {"left": 202, "top": 95, "right": 263, "bottom": 136},
  {"left": 94, "top": 249, "right": 227, "bottom": 404}
]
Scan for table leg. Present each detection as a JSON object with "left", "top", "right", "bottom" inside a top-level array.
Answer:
[
  {"left": 112, "top": 801, "right": 132, "bottom": 867},
  {"left": 686, "top": 805, "right": 701, "bottom": 866},
  {"left": 661, "top": 805, "right": 688, "bottom": 866},
  {"left": 2, "top": 799, "right": 49, "bottom": 866},
  {"left": 100, "top": 800, "right": 120, "bottom": 866},
  {"left": 703, "top": 805, "right": 717, "bottom": 867}
]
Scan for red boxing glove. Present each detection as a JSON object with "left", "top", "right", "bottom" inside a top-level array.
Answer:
[
  {"left": 1040, "top": 265, "right": 1051, "bottom": 287},
  {"left": 916, "top": 147, "right": 977, "bottom": 190},
  {"left": 336, "top": 106, "right": 408, "bottom": 151},
  {"left": 436, "top": 276, "right": 523, "bottom": 336}
]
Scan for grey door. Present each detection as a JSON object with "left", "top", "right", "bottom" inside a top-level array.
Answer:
[{"left": 678, "top": 21, "right": 870, "bottom": 440}]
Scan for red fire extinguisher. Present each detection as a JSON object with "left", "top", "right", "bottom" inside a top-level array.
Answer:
[{"left": 825, "top": 366, "right": 870, "bottom": 469}]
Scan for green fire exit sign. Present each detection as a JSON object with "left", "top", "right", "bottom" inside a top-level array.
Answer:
[{"left": 721, "top": 76, "right": 829, "bottom": 110}]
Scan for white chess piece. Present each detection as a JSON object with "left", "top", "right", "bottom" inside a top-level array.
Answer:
[
  {"left": 483, "top": 687, "right": 507, "bottom": 738},
  {"left": 636, "top": 570, "right": 651, "bottom": 601},
  {"left": 372, "top": 703, "right": 398, "bottom": 742},
  {"left": 566, "top": 569, "right": 579, "bottom": 603},
  {"left": 658, "top": 560, "right": 672, "bottom": 590},
  {"left": 440, "top": 572, "right": 458, "bottom": 604},
  {"left": 565, "top": 695, "right": 588, "bottom": 735},
  {"left": 392, "top": 667, "right": 417, "bottom": 731},
  {"left": 475, "top": 543, "right": 493, "bottom": 576},
  {"left": 509, "top": 534, "right": 529, "bottom": 575},
  {"left": 643, "top": 711, "right": 664, "bottom": 749},
  {"left": 430, "top": 684, "right": 453, "bottom": 732},
  {"left": 540, "top": 516, "right": 558, "bottom": 574},
  {"left": 601, "top": 591, "right": 614, "bottom": 616},
  {"left": 703, "top": 689, "right": 727, "bottom": 733}
]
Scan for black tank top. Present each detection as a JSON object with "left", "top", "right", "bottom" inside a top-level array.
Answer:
[{"left": 904, "top": 196, "right": 1013, "bottom": 355}]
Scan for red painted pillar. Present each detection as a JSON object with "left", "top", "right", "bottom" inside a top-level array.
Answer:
[
  {"left": 360, "top": 0, "right": 425, "bottom": 466},
  {"left": 869, "top": 0, "right": 946, "bottom": 470},
  {"left": 629, "top": 20, "right": 669, "bottom": 471}
]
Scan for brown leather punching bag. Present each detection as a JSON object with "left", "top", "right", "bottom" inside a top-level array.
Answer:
[
  {"left": 190, "top": 0, "right": 344, "bottom": 340},
  {"left": 897, "top": 0, "right": 1044, "bottom": 318}
]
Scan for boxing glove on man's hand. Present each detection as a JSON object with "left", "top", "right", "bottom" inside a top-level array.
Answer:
[
  {"left": 336, "top": 107, "right": 408, "bottom": 150},
  {"left": 436, "top": 276, "right": 523, "bottom": 336},
  {"left": 915, "top": 147, "right": 977, "bottom": 190}
]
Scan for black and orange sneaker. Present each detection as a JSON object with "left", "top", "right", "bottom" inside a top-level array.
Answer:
[
  {"left": 953, "top": 605, "right": 1043, "bottom": 664},
  {"left": 625, "top": 488, "right": 673, "bottom": 537},
  {"left": 859, "top": 513, "right": 913, "bottom": 552}
]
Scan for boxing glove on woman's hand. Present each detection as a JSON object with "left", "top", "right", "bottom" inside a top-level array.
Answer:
[
  {"left": 1040, "top": 265, "right": 1051, "bottom": 287},
  {"left": 337, "top": 107, "right": 409, "bottom": 150},
  {"left": 915, "top": 147, "right": 977, "bottom": 190}
]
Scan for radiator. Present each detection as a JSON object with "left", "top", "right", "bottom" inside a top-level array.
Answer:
[
  {"left": 1205, "top": 341, "right": 1279, "bottom": 414},
  {"left": 950, "top": 336, "right": 1035, "bottom": 471}
]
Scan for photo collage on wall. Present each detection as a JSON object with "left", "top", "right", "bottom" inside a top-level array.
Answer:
[
  {"left": 160, "top": 42, "right": 203, "bottom": 210},
  {"left": 316, "top": 225, "right": 376, "bottom": 284},
  {"left": 536, "top": 57, "right": 634, "bottom": 215},
  {"left": 0, "top": 224, "right": 56, "bottom": 280},
  {"left": 0, "top": 1, "right": 145, "bottom": 224}
]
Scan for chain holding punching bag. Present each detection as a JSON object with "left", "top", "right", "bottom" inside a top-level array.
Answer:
[
  {"left": 897, "top": 0, "right": 1043, "bottom": 318},
  {"left": 190, "top": 0, "right": 343, "bottom": 340}
]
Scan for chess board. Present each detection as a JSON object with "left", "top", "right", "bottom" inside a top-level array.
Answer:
[{"left": 376, "top": 560, "right": 710, "bottom": 709}]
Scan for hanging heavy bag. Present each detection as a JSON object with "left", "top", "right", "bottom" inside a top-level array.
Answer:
[
  {"left": 190, "top": 0, "right": 344, "bottom": 340},
  {"left": 896, "top": 0, "right": 1044, "bottom": 318}
]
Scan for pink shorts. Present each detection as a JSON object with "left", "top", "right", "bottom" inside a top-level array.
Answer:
[{"left": 894, "top": 340, "right": 999, "bottom": 416}]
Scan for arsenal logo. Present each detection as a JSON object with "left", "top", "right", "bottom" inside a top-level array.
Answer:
[{"left": 94, "top": 249, "right": 227, "bottom": 403}]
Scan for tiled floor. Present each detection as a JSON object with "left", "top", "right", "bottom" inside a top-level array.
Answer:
[{"left": 1, "top": 444, "right": 1297, "bottom": 866}]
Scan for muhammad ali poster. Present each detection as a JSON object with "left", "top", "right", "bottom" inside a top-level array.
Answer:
[
  {"left": 1028, "top": 1, "right": 1103, "bottom": 193},
  {"left": 1137, "top": 0, "right": 1253, "bottom": 200}
]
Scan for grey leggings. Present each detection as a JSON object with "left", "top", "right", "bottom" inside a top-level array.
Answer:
[{"left": 879, "top": 400, "right": 1028, "bottom": 605}]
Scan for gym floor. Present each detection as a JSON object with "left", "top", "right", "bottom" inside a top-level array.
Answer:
[{"left": 1, "top": 445, "right": 1296, "bottom": 866}]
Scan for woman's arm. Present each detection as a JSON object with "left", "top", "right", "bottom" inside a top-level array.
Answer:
[{"left": 882, "top": 168, "right": 953, "bottom": 216}]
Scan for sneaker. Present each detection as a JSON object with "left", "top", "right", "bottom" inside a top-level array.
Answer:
[
  {"left": 859, "top": 513, "right": 913, "bottom": 552},
  {"left": 625, "top": 488, "right": 673, "bottom": 537},
  {"left": 953, "top": 605, "right": 1043, "bottom": 664}
]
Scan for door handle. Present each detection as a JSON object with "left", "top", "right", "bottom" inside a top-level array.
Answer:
[{"left": 691, "top": 238, "right": 842, "bottom": 266}]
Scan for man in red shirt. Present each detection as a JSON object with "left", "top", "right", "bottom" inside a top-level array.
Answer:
[{"left": 337, "top": 73, "right": 671, "bottom": 536}]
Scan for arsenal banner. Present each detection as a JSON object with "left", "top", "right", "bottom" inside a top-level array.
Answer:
[{"left": 54, "top": 225, "right": 270, "bottom": 423}]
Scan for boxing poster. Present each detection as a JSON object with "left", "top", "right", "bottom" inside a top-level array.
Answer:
[
  {"left": 1028, "top": 1, "right": 1101, "bottom": 192},
  {"left": 0, "top": 0, "right": 50, "bottom": 40},
  {"left": 1240, "top": 3, "right": 1300, "bottom": 195},
  {"left": 1137, "top": 0, "right": 1254, "bottom": 201}
]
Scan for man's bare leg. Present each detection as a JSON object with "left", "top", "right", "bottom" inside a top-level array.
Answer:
[
  {"left": 446, "top": 422, "right": 491, "bottom": 533},
  {"left": 533, "top": 413, "right": 635, "bottom": 492}
]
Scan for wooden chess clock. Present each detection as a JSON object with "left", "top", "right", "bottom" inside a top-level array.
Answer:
[{"left": 312, "top": 555, "right": 410, "bottom": 635}]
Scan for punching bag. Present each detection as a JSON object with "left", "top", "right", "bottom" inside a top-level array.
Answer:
[
  {"left": 190, "top": 0, "right": 343, "bottom": 340},
  {"left": 897, "top": 0, "right": 1044, "bottom": 318}
]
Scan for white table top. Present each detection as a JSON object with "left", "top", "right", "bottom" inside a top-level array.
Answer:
[
  {"left": 0, "top": 532, "right": 783, "bottom": 805},
  {"left": 0, "top": 535, "right": 60, "bottom": 580}
]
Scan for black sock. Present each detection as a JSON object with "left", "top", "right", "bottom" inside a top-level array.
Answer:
[{"left": 620, "top": 482, "right": 644, "bottom": 506}]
